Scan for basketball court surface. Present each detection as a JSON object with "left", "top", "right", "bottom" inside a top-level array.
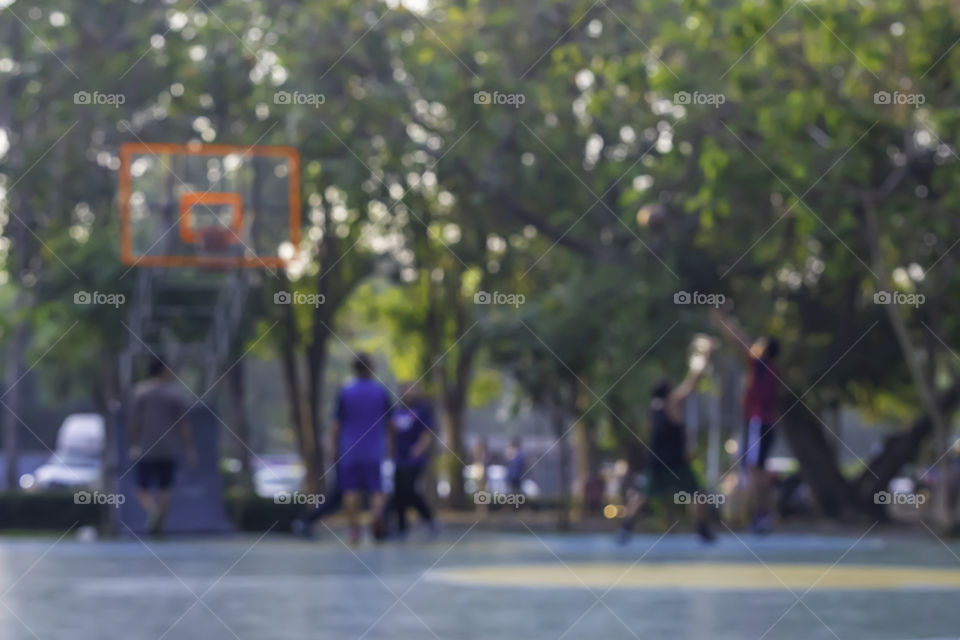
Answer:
[{"left": 1, "top": 529, "right": 958, "bottom": 639}]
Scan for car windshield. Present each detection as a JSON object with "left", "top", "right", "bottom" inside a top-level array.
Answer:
[
  {"left": 257, "top": 466, "right": 303, "bottom": 481},
  {"left": 49, "top": 454, "right": 99, "bottom": 468}
]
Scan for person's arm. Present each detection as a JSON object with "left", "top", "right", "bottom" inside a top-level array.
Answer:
[
  {"left": 127, "top": 393, "right": 142, "bottom": 460},
  {"left": 666, "top": 346, "right": 713, "bottom": 421},
  {"left": 411, "top": 405, "right": 435, "bottom": 458},
  {"left": 709, "top": 307, "right": 755, "bottom": 359},
  {"left": 411, "top": 429, "right": 433, "bottom": 459}
]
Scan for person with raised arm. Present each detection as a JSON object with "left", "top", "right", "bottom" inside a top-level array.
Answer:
[
  {"left": 710, "top": 307, "right": 781, "bottom": 534},
  {"left": 618, "top": 339, "right": 717, "bottom": 544}
]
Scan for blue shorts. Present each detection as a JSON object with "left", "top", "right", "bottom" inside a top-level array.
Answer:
[{"left": 339, "top": 460, "right": 382, "bottom": 493}]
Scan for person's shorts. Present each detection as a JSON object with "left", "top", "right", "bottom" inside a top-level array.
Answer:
[
  {"left": 646, "top": 463, "right": 700, "bottom": 500},
  {"left": 136, "top": 458, "right": 177, "bottom": 490},
  {"left": 743, "top": 417, "right": 776, "bottom": 469},
  {"left": 339, "top": 459, "right": 382, "bottom": 493}
]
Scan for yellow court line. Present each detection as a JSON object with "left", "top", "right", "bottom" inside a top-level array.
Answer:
[{"left": 427, "top": 563, "right": 960, "bottom": 591}]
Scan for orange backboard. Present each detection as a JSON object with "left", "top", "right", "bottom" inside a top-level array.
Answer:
[{"left": 118, "top": 142, "right": 301, "bottom": 268}]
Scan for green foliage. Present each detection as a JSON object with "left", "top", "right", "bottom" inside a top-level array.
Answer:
[{"left": 2, "top": 0, "right": 959, "bottom": 460}]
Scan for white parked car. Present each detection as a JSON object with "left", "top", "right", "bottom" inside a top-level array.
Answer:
[
  {"left": 24, "top": 413, "right": 104, "bottom": 490},
  {"left": 29, "top": 452, "right": 101, "bottom": 490},
  {"left": 253, "top": 463, "right": 305, "bottom": 499}
]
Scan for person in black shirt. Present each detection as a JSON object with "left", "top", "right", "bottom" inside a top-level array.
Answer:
[
  {"left": 618, "top": 343, "right": 717, "bottom": 543},
  {"left": 389, "top": 383, "right": 438, "bottom": 537}
]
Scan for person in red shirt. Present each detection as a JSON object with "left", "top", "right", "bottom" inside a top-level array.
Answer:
[{"left": 711, "top": 308, "right": 780, "bottom": 534}]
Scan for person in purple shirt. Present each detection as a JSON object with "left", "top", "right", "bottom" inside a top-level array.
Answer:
[
  {"left": 390, "top": 383, "right": 438, "bottom": 536},
  {"left": 331, "top": 353, "right": 392, "bottom": 544}
]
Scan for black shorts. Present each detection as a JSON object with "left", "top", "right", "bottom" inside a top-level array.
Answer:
[
  {"left": 742, "top": 418, "right": 775, "bottom": 469},
  {"left": 137, "top": 459, "right": 177, "bottom": 490}
]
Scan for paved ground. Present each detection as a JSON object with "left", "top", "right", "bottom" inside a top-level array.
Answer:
[{"left": 1, "top": 526, "right": 959, "bottom": 639}]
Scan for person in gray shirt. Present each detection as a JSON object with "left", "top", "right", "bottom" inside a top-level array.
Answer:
[{"left": 128, "top": 358, "right": 196, "bottom": 536}]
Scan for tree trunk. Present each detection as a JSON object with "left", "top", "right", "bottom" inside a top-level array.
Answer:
[
  {"left": 279, "top": 303, "right": 322, "bottom": 493},
  {"left": 95, "top": 352, "right": 119, "bottom": 536},
  {"left": 304, "top": 335, "right": 328, "bottom": 493},
  {"left": 437, "top": 277, "right": 475, "bottom": 509},
  {"left": 442, "top": 402, "right": 468, "bottom": 509},
  {"left": 779, "top": 404, "right": 854, "bottom": 517},
  {"left": 853, "top": 379, "right": 960, "bottom": 515},
  {"left": 2, "top": 317, "right": 29, "bottom": 491},
  {"left": 863, "top": 198, "right": 954, "bottom": 528},
  {"left": 572, "top": 389, "right": 594, "bottom": 509}
]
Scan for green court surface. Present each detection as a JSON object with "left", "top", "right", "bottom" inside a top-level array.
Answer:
[{"left": 1, "top": 529, "right": 958, "bottom": 639}]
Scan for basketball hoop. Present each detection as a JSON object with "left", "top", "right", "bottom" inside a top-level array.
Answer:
[{"left": 117, "top": 142, "right": 300, "bottom": 269}]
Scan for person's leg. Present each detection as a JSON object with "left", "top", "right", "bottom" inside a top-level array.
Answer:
[
  {"left": 394, "top": 466, "right": 413, "bottom": 533},
  {"left": 407, "top": 465, "right": 434, "bottom": 524},
  {"left": 340, "top": 460, "right": 363, "bottom": 543},
  {"left": 135, "top": 483, "right": 155, "bottom": 511},
  {"left": 151, "top": 489, "right": 171, "bottom": 533},
  {"left": 371, "top": 491, "right": 387, "bottom": 521},
  {"left": 743, "top": 417, "right": 764, "bottom": 518},
  {"left": 362, "top": 460, "right": 387, "bottom": 541},
  {"left": 384, "top": 493, "right": 400, "bottom": 534},
  {"left": 618, "top": 472, "right": 651, "bottom": 543},
  {"left": 136, "top": 489, "right": 155, "bottom": 512},
  {"left": 692, "top": 501, "right": 716, "bottom": 542},
  {"left": 135, "top": 462, "right": 155, "bottom": 510},
  {"left": 303, "top": 489, "right": 343, "bottom": 525},
  {"left": 293, "top": 488, "right": 344, "bottom": 537},
  {"left": 620, "top": 491, "right": 644, "bottom": 529},
  {"left": 149, "top": 460, "right": 177, "bottom": 535},
  {"left": 136, "top": 461, "right": 162, "bottom": 533},
  {"left": 682, "top": 467, "right": 715, "bottom": 543},
  {"left": 752, "top": 425, "right": 776, "bottom": 533},
  {"left": 343, "top": 490, "right": 361, "bottom": 543}
]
